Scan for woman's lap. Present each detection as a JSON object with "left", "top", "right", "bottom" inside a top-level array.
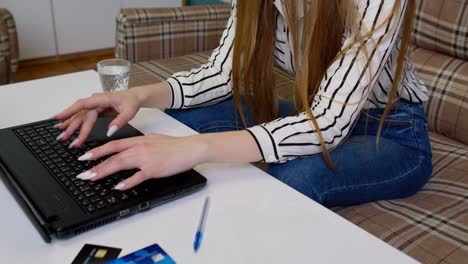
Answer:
[{"left": 165, "top": 98, "right": 432, "bottom": 206}]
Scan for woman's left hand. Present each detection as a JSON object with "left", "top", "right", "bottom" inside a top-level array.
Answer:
[{"left": 76, "top": 134, "right": 208, "bottom": 190}]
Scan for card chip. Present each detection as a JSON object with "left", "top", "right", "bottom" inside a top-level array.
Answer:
[{"left": 94, "top": 249, "right": 108, "bottom": 259}]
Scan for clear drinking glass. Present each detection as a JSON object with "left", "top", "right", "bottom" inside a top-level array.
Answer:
[{"left": 97, "top": 59, "right": 131, "bottom": 92}]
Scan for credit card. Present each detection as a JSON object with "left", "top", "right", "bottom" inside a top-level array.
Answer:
[
  {"left": 71, "top": 244, "right": 122, "bottom": 264},
  {"left": 106, "top": 244, "right": 175, "bottom": 264}
]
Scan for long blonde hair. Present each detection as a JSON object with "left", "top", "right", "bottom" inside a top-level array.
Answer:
[{"left": 232, "top": 0, "right": 415, "bottom": 168}]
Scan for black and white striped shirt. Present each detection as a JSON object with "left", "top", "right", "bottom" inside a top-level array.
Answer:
[{"left": 166, "top": 0, "right": 429, "bottom": 163}]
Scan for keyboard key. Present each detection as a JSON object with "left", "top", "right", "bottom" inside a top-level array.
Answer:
[
  {"left": 61, "top": 166, "right": 72, "bottom": 172},
  {"left": 86, "top": 205, "right": 95, "bottom": 213},
  {"left": 79, "top": 186, "right": 91, "bottom": 192},
  {"left": 105, "top": 196, "right": 117, "bottom": 205},
  {"left": 90, "top": 197, "right": 101, "bottom": 203},
  {"left": 84, "top": 191, "right": 96, "bottom": 198},
  {"left": 75, "top": 181, "right": 85, "bottom": 187},
  {"left": 44, "top": 136, "right": 55, "bottom": 142},
  {"left": 36, "top": 139, "right": 46, "bottom": 146},
  {"left": 96, "top": 201, "right": 106, "bottom": 209},
  {"left": 116, "top": 192, "right": 129, "bottom": 201},
  {"left": 65, "top": 171, "right": 76, "bottom": 177},
  {"left": 81, "top": 199, "right": 90, "bottom": 206},
  {"left": 99, "top": 189, "right": 109, "bottom": 197}
]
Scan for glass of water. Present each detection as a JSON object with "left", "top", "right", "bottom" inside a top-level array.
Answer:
[{"left": 97, "top": 59, "right": 131, "bottom": 92}]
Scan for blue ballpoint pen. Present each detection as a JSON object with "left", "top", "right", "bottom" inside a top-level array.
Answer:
[{"left": 194, "top": 196, "right": 210, "bottom": 252}]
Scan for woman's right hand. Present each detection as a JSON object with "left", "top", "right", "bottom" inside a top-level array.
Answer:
[{"left": 55, "top": 90, "right": 141, "bottom": 148}]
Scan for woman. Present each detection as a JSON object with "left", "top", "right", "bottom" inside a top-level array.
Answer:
[{"left": 56, "top": 0, "right": 432, "bottom": 206}]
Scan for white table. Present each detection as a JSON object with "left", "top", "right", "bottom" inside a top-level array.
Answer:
[{"left": 0, "top": 71, "right": 418, "bottom": 263}]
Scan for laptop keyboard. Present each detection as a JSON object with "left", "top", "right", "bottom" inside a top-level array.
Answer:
[{"left": 14, "top": 120, "right": 142, "bottom": 214}]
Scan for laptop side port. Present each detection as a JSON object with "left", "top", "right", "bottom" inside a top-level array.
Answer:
[
  {"left": 139, "top": 201, "right": 149, "bottom": 211},
  {"left": 119, "top": 208, "right": 131, "bottom": 217}
]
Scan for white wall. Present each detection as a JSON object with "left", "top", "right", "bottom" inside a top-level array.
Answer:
[
  {"left": 1, "top": 0, "right": 182, "bottom": 59},
  {"left": 0, "top": 0, "right": 57, "bottom": 59},
  {"left": 52, "top": 0, "right": 121, "bottom": 55}
]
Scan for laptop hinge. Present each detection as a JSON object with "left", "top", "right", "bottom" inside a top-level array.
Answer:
[{"left": 0, "top": 160, "right": 51, "bottom": 243}]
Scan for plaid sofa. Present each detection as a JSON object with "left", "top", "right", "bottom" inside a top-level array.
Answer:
[
  {"left": 0, "top": 8, "right": 18, "bottom": 85},
  {"left": 116, "top": 1, "right": 468, "bottom": 263}
]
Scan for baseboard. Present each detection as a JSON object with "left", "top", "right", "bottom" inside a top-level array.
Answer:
[{"left": 19, "top": 48, "right": 115, "bottom": 67}]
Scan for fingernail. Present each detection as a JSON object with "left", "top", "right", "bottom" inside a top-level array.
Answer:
[
  {"left": 114, "top": 183, "right": 125, "bottom": 190},
  {"left": 107, "top": 125, "right": 118, "bottom": 137},
  {"left": 69, "top": 139, "right": 78, "bottom": 149},
  {"left": 77, "top": 171, "right": 97, "bottom": 180},
  {"left": 78, "top": 152, "right": 93, "bottom": 161},
  {"left": 56, "top": 132, "right": 66, "bottom": 141},
  {"left": 53, "top": 123, "right": 62, "bottom": 129}
]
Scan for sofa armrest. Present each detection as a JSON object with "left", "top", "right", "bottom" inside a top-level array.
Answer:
[
  {"left": 116, "top": 5, "right": 231, "bottom": 63},
  {"left": 0, "top": 8, "right": 19, "bottom": 84}
]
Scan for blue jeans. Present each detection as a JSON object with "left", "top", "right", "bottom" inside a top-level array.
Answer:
[{"left": 166, "top": 98, "right": 432, "bottom": 206}]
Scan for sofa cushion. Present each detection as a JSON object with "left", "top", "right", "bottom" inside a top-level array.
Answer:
[
  {"left": 117, "top": 5, "right": 231, "bottom": 63},
  {"left": 412, "top": 0, "right": 468, "bottom": 60},
  {"left": 334, "top": 132, "right": 467, "bottom": 264},
  {"left": 409, "top": 46, "right": 468, "bottom": 145}
]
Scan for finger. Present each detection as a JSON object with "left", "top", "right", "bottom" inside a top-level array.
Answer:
[
  {"left": 77, "top": 137, "right": 142, "bottom": 161},
  {"left": 114, "top": 171, "right": 147, "bottom": 191},
  {"left": 79, "top": 151, "right": 137, "bottom": 181},
  {"left": 54, "top": 115, "right": 75, "bottom": 130},
  {"left": 71, "top": 110, "right": 98, "bottom": 148},
  {"left": 57, "top": 115, "right": 83, "bottom": 141},
  {"left": 107, "top": 109, "right": 137, "bottom": 137},
  {"left": 56, "top": 94, "right": 109, "bottom": 120}
]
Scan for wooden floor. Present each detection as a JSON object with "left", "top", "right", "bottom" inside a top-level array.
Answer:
[{"left": 14, "top": 49, "right": 114, "bottom": 83}]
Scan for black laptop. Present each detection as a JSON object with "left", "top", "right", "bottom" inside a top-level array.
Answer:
[{"left": 0, "top": 116, "right": 207, "bottom": 242}]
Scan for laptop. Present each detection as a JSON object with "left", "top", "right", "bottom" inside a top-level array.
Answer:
[{"left": 0, "top": 116, "right": 207, "bottom": 242}]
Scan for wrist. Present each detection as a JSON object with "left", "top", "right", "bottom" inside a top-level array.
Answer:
[
  {"left": 187, "top": 134, "right": 211, "bottom": 164},
  {"left": 131, "top": 81, "right": 173, "bottom": 109},
  {"left": 188, "top": 131, "right": 263, "bottom": 164},
  {"left": 128, "top": 85, "right": 149, "bottom": 107}
]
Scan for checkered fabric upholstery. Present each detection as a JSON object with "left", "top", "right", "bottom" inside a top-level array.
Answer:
[
  {"left": 412, "top": 0, "right": 468, "bottom": 60},
  {"left": 116, "top": 5, "right": 231, "bottom": 63},
  {"left": 0, "top": 8, "right": 18, "bottom": 85},
  {"left": 119, "top": 1, "right": 468, "bottom": 263},
  {"left": 409, "top": 46, "right": 468, "bottom": 146}
]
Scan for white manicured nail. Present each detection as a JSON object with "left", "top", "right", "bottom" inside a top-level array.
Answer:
[
  {"left": 69, "top": 139, "right": 78, "bottom": 149},
  {"left": 78, "top": 152, "right": 93, "bottom": 161},
  {"left": 77, "top": 171, "right": 97, "bottom": 180},
  {"left": 107, "top": 125, "right": 118, "bottom": 137},
  {"left": 53, "top": 123, "right": 62, "bottom": 129},
  {"left": 56, "top": 132, "right": 66, "bottom": 141},
  {"left": 114, "top": 183, "right": 125, "bottom": 190}
]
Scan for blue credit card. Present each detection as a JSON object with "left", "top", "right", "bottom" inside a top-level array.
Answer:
[{"left": 106, "top": 244, "right": 175, "bottom": 264}]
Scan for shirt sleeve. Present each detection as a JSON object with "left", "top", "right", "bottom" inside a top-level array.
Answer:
[
  {"left": 166, "top": 1, "right": 236, "bottom": 109},
  {"left": 247, "top": 0, "right": 408, "bottom": 163}
]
